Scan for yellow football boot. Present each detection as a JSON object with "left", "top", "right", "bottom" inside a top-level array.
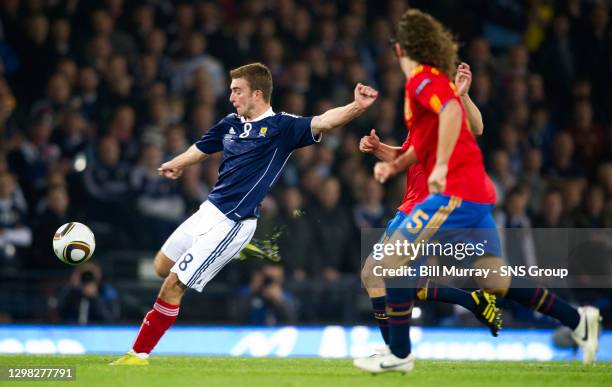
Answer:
[{"left": 109, "top": 351, "right": 149, "bottom": 366}]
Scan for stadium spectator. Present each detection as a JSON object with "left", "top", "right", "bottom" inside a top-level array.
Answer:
[
  {"left": 539, "top": 187, "right": 570, "bottom": 225},
  {"left": 31, "top": 73, "right": 74, "bottom": 127},
  {"left": 276, "top": 188, "right": 313, "bottom": 281},
  {"left": 575, "top": 185, "right": 606, "bottom": 228},
  {"left": 308, "top": 177, "right": 353, "bottom": 280},
  {"left": 49, "top": 17, "right": 74, "bottom": 66},
  {"left": 0, "top": 171, "right": 31, "bottom": 266},
  {"left": 7, "top": 118, "right": 60, "bottom": 203},
  {"left": 106, "top": 104, "right": 138, "bottom": 162},
  {"left": 180, "top": 162, "right": 209, "bottom": 214},
  {"left": 234, "top": 264, "right": 297, "bottom": 326},
  {"left": 164, "top": 124, "right": 189, "bottom": 159},
  {"left": 527, "top": 104, "right": 556, "bottom": 162},
  {"left": 0, "top": 77, "right": 17, "bottom": 144},
  {"left": 81, "top": 135, "right": 133, "bottom": 247},
  {"left": 546, "top": 131, "right": 583, "bottom": 178},
  {"left": 130, "top": 142, "right": 185, "bottom": 248},
  {"left": 536, "top": 14, "right": 575, "bottom": 101},
  {"left": 497, "top": 123, "right": 524, "bottom": 175},
  {"left": 52, "top": 109, "right": 91, "bottom": 163},
  {"left": 353, "top": 177, "right": 388, "bottom": 229},
  {"left": 130, "top": 4, "right": 156, "bottom": 49},
  {"left": 56, "top": 262, "right": 119, "bottom": 324},
  {"left": 567, "top": 99, "right": 604, "bottom": 169},
  {"left": 90, "top": 8, "right": 137, "bottom": 63},
  {"left": 73, "top": 66, "right": 101, "bottom": 123},
  {"left": 520, "top": 147, "right": 546, "bottom": 214},
  {"left": 13, "top": 14, "right": 53, "bottom": 104},
  {"left": 466, "top": 37, "right": 498, "bottom": 77},
  {"left": 496, "top": 185, "right": 538, "bottom": 271},
  {"left": 28, "top": 185, "right": 72, "bottom": 271},
  {"left": 489, "top": 149, "right": 516, "bottom": 204},
  {"left": 561, "top": 177, "right": 587, "bottom": 219},
  {"left": 597, "top": 162, "right": 612, "bottom": 196},
  {"left": 170, "top": 32, "right": 225, "bottom": 98}
]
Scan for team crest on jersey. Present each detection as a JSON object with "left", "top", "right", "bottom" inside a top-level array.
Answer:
[{"left": 258, "top": 127, "right": 268, "bottom": 137}]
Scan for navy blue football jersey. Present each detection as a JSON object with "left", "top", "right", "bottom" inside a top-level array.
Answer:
[{"left": 195, "top": 109, "right": 319, "bottom": 221}]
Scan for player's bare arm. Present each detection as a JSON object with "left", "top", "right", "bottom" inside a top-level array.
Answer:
[
  {"left": 454, "top": 62, "right": 483, "bottom": 136},
  {"left": 359, "top": 129, "right": 403, "bottom": 162},
  {"left": 428, "top": 99, "right": 463, "bottom": 193},
  {"left": 373, "top": 146, "right": 418, "bottom": 183},
  {"left": 158, "top": 144, "right": 209, "bottom": 180},
  {"left": 311, "top": 83, "right": 378, "bottom": 136}
]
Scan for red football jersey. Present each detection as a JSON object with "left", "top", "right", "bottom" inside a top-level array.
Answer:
[
  {"left": 397, "top": 132, "right": 428, "bottom": 215},
  {"left": 405, "top": 65, "right": 496, "bottom": 204}
]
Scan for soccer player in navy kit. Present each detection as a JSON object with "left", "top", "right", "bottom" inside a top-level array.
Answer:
[{"left": 111, "top": 63, "right": 378, "bottom": 365}]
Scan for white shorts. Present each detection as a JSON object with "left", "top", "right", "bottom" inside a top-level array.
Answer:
[{"left": 162, "top": 201, "right": 256, "bottom": 292}]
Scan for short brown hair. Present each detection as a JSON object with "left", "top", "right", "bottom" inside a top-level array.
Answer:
[
  {"left": 396, "top": 9, "right": 458, "bottom": 78},
  {"left": 230, "top": 63, "right": 273, "bottom": 103}
]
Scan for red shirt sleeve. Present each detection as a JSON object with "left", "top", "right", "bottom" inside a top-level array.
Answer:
[
  {"left": 410, "top": 71, "right": 458, "bottom": 114},
  {"left": 401, "top": 133, "right": 411, "bottom": 151}
]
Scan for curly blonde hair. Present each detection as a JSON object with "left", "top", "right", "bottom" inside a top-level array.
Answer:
[{"left": 396, "top": 9, "right": 458, "bottom": 78}]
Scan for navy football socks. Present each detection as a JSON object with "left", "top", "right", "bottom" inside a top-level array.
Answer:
[
  {"left": 504, "top": 287, "right": 580, "bottom": 329},
  {"left": 370, "top": 296, "right": 390, "bottom": 345},
  {"left": 385, "top": 286, "right": 414, "bottom": 359}
]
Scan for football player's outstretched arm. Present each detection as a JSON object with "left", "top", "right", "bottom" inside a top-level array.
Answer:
[
  {"left": 359, "top": 129, "right": 404, "bottom": 162},
  {"left": 454, "top": 62, "right": 484, "bottom": 135},
  {"left": 158, "top": 145, "right": 209, "bottom": 180},
  {"left": 311, "top": 83, "right": 378, "bottom": 136},
  {"left": 373, "top": 146, "right": 418, "bottom": 183},
  {"left": 428, "top": 99, "right": 463, "bottom": 193}
]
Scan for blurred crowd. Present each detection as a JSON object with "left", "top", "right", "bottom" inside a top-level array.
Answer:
[{"left": 0, "top": 0, "right": 611, "bottom": 324}]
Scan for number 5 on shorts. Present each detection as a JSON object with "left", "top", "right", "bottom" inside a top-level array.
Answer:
[{"left": 406, "top": 209, "right": 429, "bottom": 234}]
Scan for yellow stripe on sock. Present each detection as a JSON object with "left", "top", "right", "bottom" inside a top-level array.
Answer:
[
  {"left": 386, "top": 306, "right": 414, "bottom": 317},
  {"left": 534, "top": 289, "right": 549, "bottom": 312},
  {"left": 417, "top": 279, "right": 431, "bottom": 301},
  {"left": 471, "top": 291, "right": 480, "bottom": 305}
]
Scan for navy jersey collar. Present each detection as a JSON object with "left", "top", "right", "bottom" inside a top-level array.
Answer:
[{"left": 239, "top": 107, "right": 275, "bottom": 123}]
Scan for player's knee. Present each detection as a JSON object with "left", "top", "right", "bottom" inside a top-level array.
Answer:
[
  {"left": 158, "top": 273, "right": 187, "bottom": 304},
  {"left": 153, "top": 251, "right": 172, "bottom": 278},
  {"left": 154, "top": 261, "right": 170, "bottom": 278},
  {"left": 360, "top": 263, "right": 371, "bottom": 284},
  {"left": 361, "top": 258, "right": 376, "bottom": 286},
  {"left": 361, "top": 258, "right": 386, "bottom": 292}
]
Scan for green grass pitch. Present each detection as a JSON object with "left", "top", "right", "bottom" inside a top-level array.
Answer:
[{"left": 0, "top": 355, "right": 610, "bottom": 387}]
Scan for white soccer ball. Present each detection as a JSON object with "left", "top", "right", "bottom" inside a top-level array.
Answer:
[{"left": 52, "top": 222, "right": 96, "bottom": 265}]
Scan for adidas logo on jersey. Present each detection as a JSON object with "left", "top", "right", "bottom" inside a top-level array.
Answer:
[{"left": 229, "top": 128, "right": 236, "bottom": 135}]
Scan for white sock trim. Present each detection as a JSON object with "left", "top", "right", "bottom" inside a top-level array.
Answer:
[{"left": 129, "top": 349, "right": 150, "bottom": 359}]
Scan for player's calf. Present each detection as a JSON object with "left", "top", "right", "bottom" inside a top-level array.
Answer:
[
  {"left": 472, "top": 256, "right": 511, "bottom": 296},
  {"left": 158, "top": 272, "right": 187, "bottom": 305}
]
